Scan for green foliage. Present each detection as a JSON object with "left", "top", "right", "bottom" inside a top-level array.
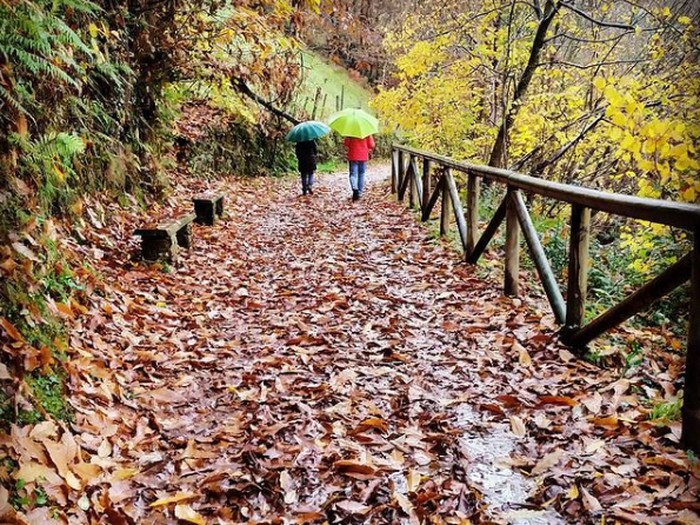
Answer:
[
  {"left": 649, "top": 397, "right": 682, "bottom": 422},
  {"left": 0, "top": 0, "right": 96, "bottom": 121},
  {"left": 26, "top": 367, "right": 72, "bottom": 423}
]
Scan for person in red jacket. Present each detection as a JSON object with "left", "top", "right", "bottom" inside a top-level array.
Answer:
[{"left": 344, "top": 135, "right": 375, "bottom": 201}]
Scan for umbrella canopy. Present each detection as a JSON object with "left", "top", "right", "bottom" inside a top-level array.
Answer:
[
  {"left": 285, "top": 121, "right": 330, "bottom": 143},
  {"left": 328, "top": 108, "right": 379, "bottom": 138}
]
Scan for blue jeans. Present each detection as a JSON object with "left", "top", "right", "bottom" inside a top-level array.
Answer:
[
  {"left": 301, "top": 171, "right": 314, "bottom": 189},
  {"left": 348, "top": 161, "right": 367, "bottom": 193}
]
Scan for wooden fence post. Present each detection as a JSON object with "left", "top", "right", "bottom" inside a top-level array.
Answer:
[
  {"left": 408, "top": 155, "right": 417, "bottom": 209},
  {"left": 504, "top": 188, "right": 520, "bottom": 296},
  {"left": 564, "top": 204, "right": 591, "bottom": 338},
  {"left": 423, "top": 159, "right": 431, "bottom": 213},
  {"left": 311, "top": 87, "right": 322, "bottom": 120},
  {"left": 467, "top": 173, "right": 479, "bottom": 258},
  {"left": 682, "top": 232, "right": 700, "bottom": 453},
  {"left": 397, "top": 150, "right": 405, "bottom": 202},
  {"left": 440, "top": 173, "right": 451, "bottom": 236},
  {"left": 391, "top": 149, "right": 397, "bottom": 194}
]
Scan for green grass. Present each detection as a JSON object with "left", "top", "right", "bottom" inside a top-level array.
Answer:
[
  {"left": 317, "top": 159, "right": 345, "bottom": 173},
  {"left": 649, "top": 397, "right": 682, "bottom": 422},
  {"left": 293, "top": 51, "right": 373, "bottom": 120}
]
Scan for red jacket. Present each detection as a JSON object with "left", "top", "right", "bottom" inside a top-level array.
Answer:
[{"left": 344, "top": 136, "right": 375, "bottom": 162}]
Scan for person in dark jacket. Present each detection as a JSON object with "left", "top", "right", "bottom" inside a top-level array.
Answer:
[{"left": 295, "top": 140, "right": 318, "bottom": 195}]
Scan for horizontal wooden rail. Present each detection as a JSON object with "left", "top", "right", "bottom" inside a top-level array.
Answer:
[
  {"left": 394, "top": 144, "right": 700, "bottom": 230},
  {"left": 391, "top": 143, "right": 700, "bottom": 453}
]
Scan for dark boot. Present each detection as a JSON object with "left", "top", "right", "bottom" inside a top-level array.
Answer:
[
  {"left": 302, "top": 186, "right": 308, "bottom": 196},
  {"left": 308, "top": 186, "right": 313, "bottom": 195},
  {"left": 352, "top": 189, "right": 359, "bottom": 201}
]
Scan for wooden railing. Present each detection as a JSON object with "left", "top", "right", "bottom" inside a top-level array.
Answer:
[{"left": 391, "top": 143, "right": 700, "bottom": 452}]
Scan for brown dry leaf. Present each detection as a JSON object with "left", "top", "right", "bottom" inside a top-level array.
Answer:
[
  {"left": 44, "top": 440, "right": 72, "bottom": 479},
  {"left": 174, "top": 503, "right": 206, "bottom": 525},
  {"left": 407, "top": 469, "right": 421, "bottom": 492},
  {"left": 581, "top": 487, "right": 602, "bottom": 512},
  {"left": 584, "top": 439, "right": 606, "bottom": 454},
  {"left": 395, "top": 492, "right": 414, "bottom": 514},
  {"left": 0, "top": 363, "right": 11, "bottom": 380},
  {"left": 0, "top": 485, "right": 14, "bottom": 520},
  {"left": 514, "top": 341, "right": 532, "bottom": 367},
  {"left": 510, "top": 415, "right": 527, "bottom": 438},
  {"left": 336, "top": 500, "right": 371, "bottom": 515},
  {"left": 11, "top": 242, "right": 39, "bottom": 262},
  {"left": 356, "top": 416, "right": 389, "bottom": 433},
  {"left": 334, "top": 459, "right": 377, "bottom": 478},
  {"left": 538, "top": 395, "right": 577, "bottom": 407},
  {"left": 14, "top": 461, "right": 62, "bottom": 485},
  {"left": 72, "top": 462, "right": 101, "bottom": 482},
  {"left": 0, "top": 317, "right": 23, "bottom": 342},
  {"left": 582, "top": 392, "right": 603, "bottom": 415},
  {"left": 531, "top": 449, "right": 564, "bottom": 475}
]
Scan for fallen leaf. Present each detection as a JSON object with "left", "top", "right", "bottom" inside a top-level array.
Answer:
[
  {"left": 581, "top": 487, "right": 602, "bottom": 512},
  {"left": 334, "top": 459, "right": 377, "bottom": 478},
  {"left": 336, "top": 500, "right": 371, "bottom": 514},
  {"left": 174, "top": 503, "right": 206, "bottom": 525},
  {"left": 407, "top": 469, "right": 421, "bottom": 492},
  {"left": 531, "top": 449, "right": 564, "bottom": 475},
  {"left": 514, "top": 341, "right": 532, "bottom": 367},
  {"left": 582, "top": 392, "right": 602, "bottom": 415},
  {"left": 395, "top": 492, "right": 414, "bottom": 514},
  {"left": 150, "top": 492, "right": 198, "bottom": 508},
  {"left": 510, "top": 415, "right": 526, "bottom": 438},
  {"left": 538, "top": 395, "right": 577, "bottom": 407},
  {"left": 0, "top": 317, "right": 23, "bottom": 342}
]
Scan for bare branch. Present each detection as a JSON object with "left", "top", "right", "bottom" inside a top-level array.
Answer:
[
  {"left": 559, "top": 1, "right": 635, "bottom": 30},
  {"left": 231, "top": 78, "right": 301, "bottom": 125},
  {"left": 538, "top": 58, "right": 650, "bottom": 70}
]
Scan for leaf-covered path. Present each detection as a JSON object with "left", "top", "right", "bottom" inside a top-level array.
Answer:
[{"left": 9, "top": 166, "right": 698, "bottom": 524}]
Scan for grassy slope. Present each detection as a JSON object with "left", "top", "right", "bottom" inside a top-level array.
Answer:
[{"left": 293, "top": 51, "right": 373, "bottom": 120}]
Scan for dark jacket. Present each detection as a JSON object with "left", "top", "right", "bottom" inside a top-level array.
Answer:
[{"left": 295, "top": 140, "right": 318, "bottom": 174}]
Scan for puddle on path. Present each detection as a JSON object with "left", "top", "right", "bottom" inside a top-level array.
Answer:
[{"left": 455, "top": 404, "right": 566, "bottom": 525}]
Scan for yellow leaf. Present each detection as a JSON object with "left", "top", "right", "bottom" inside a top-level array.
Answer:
[
  {"left": 88, "top": 23, "right": 99, "bottom": 38},
  {"left": 611, "top": 111, "right": 627, "bottom": 128},
  {"left": 592, "top": 77, "right": 606, "bottom": 90},
  {"left": 609, "top": 127, "right": 623, "bottom": 141},
  {"left": 53, "top": 164, "right": 66, "bottom": 182},
  {"left": 113, "top": 468, "right": 139, "bottom": 480},
  {"left": 682, "top": 187, "right": 697, "bottom": 202},
  {"left": 604, "top": 85, "right": 624, "bottom": 107},
  {"left": 567, "top": 484, "right": 580, "bottom": 500},
  {"left": 678, "top": 15, "right": 691, "bottom": 24},
  {"left": 150, "top": 492, "right": 198, "bottom": 508},
  {"left": 174, "top": 504, "right": 206, "bottom": 525}
]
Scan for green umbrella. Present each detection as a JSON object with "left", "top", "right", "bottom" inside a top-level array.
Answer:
[
  {"left": 328, "top": 108, "right": 379, "bottom": 138},
  {"left": 286, "top": 121, "right": 330, "bottom": 143}
]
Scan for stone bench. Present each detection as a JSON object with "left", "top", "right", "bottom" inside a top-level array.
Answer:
[
  {"left": 134, "top": 213, "right": 196, "bottom": 262},
  {"left": 192, "top": 193, "right": 225, "bottom": 226}
]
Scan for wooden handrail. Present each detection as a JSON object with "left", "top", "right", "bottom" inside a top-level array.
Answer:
[
  {"left": 390, "top": 143, "right": 700, "bottom": 453},
  {"left": 394, "top": 144, "right": 700, "bottom": 230}
]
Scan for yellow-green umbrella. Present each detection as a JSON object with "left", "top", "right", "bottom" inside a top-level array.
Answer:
[{"left": 328, "top": 108, "right": 379, "bottom": 138}]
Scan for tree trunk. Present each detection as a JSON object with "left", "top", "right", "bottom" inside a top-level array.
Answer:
[{"left": 488, "top": 1, "right": 559, "bottom": 168}]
